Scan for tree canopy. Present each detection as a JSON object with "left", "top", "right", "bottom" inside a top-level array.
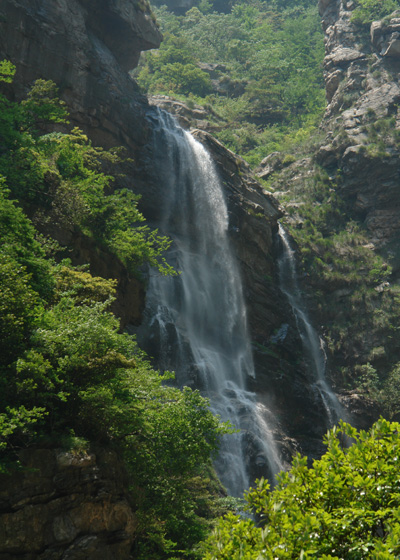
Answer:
[
  {"left": 135, "top": 0, "right": 325, "bottom": 165},
  {"left": 204, "top": 418, "right": 400, "bottom": 559}
]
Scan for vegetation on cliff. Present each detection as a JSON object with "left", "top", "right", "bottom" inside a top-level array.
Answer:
[
  {"left": 134, "top": 2, "right": 400, "bottom": 556},
  {"left": 136, "top": 0, "right": 325, "bottom": 165},
  {"left": 262, "top": 0, "right": 400, "bottom": 420},
  {"left": 351, "top": 0, "right": 400, "bottom": 24},
  {"left": 0, "top": 62, "right": 232, "bottom": 559},
  {"left": 269, "top": 154, "right": 400, "bottom": 409},
  {"left": 3, "top": 0, "right": 400, "bottom": 556}
]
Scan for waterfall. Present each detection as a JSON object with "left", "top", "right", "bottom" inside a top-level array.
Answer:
[
  {"left": 138, "top": 109, "right": 282, "bottom": 496},
  {"left": 277, "top": 224, "right": 347, "bottom": 427}
]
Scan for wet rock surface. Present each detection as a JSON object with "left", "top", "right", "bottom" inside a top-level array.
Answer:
[
  {"left": 191, "top": 130, "right": 285, "bottom": 343},
  {"left": 149, "top": 94, "right": 224, "bottom": 131}
]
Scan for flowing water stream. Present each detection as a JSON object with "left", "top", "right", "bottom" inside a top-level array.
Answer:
[
  {"left": 277, "top": 224, "right": 346, "bottom": 427},
  {"left": 138, "top": 109, "right": 282, "bottom": 496}
]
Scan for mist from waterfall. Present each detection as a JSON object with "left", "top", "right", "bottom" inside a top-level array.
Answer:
[
  {"left": 139, "top": 109, "right": 282, "bottom": 496},
  {"left": 277, "top": 224, "right": 347, "bottom": 427}
]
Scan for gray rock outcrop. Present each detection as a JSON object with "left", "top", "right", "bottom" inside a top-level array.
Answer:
[
  {"left": 317, "top": 0, "right": 400, "bottom": 255},
  {"left": 0, "top": 0, "right": 161, "bottom": 149}
]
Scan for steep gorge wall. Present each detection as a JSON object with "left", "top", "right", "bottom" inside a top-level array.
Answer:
[
  {"left": 317, "top": 0, "right": 400, "bottom": 258},
  {"left": 147, "top": 96, "right": 329, "bottom": 460},
  {"left": 258, "top": 0, "right": 400, "bottom": 428}
]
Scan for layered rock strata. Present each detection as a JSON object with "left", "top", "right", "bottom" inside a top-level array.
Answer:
[{"left": 0, "top": 448, "right": 136, "bottom": 560}]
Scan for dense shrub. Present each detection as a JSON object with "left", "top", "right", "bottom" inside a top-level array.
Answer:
[{"left": 204, "top": 419, "right": 400, "bottom": 559}]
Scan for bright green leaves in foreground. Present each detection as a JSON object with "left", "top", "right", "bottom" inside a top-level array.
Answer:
[
  {"left": 204, "top": 419, "right": 400, "bottom": 559},
  {"left": 0, "top": 165, "right": 227, "bottom": 560}
]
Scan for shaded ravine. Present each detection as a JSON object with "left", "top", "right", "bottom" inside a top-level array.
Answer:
[
  {"left": 277, "top": 224, "right": 348, "bottom": 428},
  {"left": 138, "top": 109, "right": 282, "bottom": 496}
]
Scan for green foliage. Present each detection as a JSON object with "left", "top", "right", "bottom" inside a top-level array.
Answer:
[
  {"left": 0, "top": 71, "right": 174, "bottom": 276},
  {"left": 274, "top": 155, "right": 400, "bottom": 395},
  {"left": 0, "top": 180, "right": 224, "bottom": 559},
  {"left": 140, "top": 33, "right": 212, "bottom": 96},
  {"left": 55, "top": 265, "right": 117, "bottom": 305},
  {"left": 21, "top": 79, "right": 69, "bottom": 128},
  {"left": 380, "top": 363, "right": 400, "bottom": 419},
  {"left": 204, "top": 419, "right": 400, "bottom": 559},
  {"left": 0, "top": 64, "right": 226, "bottom": 558},
  {"left": 352, "top": 0, "right": 400, "bottom": 25},
  {"left": 136, "top": 1, "right": 325, "bottom": 165},
  {"left": 0, "top": 60, "right": 16, "bottom": 83}
]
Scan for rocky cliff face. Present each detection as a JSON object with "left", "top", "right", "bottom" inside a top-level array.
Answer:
[
  {"left": 257, "top": 0, "right": 400, "bottom": 429},
  {"left": 144, "top": 95, "right": 286, "bottom": 348},
  {"left": 142, "top": 95, "right": 331, "bottom": 464},
  {"left": 317, "top": 0, "right": 400, "bottom": 262},
  {"left": 0, "top": 448, "right": 136, "bottom": 560},
  {"left": 0, "top": 1, "right": 306, "bottom": 554},
  {"left": 0, "top": 0, "right": 161, "bottom": 148}
]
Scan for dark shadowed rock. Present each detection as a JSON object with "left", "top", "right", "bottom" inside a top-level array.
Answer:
[{"left": 0, "top": 448, "right": 136, "bottom": 560}]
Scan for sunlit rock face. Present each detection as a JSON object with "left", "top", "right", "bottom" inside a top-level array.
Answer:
[{"left": 317, "top": 0, "right": 400, "bottom": 259}]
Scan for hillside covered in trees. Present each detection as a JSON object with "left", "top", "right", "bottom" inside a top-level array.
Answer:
[{"left": 135, "top": 0, "right": 325, "bottom": 165}]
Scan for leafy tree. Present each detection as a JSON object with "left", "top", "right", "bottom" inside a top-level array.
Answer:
[
  {"left": 0, "top": 71, "right": 174, "bottom": 276},
  {"left": 204, "top": 418, "right": 400, "bottom": 559},
  {"left": 0, "top": 60, "right": 16, "bottom": 83}
]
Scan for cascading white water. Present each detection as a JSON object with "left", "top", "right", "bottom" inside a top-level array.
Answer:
[
  {"left": 277, "top": 224, "right": 347, "bottom": 426},
  {"left": 139, "top": 109, "right": 282, "bottom": 496}
]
